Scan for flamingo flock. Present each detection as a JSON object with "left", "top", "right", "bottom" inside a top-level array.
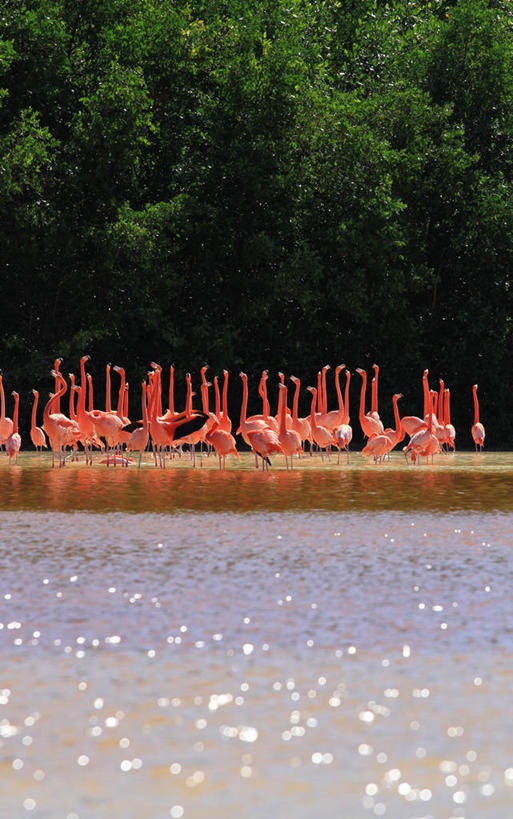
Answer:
[{"left": 0, "top": 359, "right": 486, "bottom": 468}]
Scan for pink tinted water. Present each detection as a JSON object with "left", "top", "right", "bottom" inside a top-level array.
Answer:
[{"left": 1, "top": 453, "right": 513, "bottom": 817}]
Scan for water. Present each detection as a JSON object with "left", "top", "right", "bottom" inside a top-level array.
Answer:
[{"left": 1, "top": 453, "right": 513, "bottom": 817}]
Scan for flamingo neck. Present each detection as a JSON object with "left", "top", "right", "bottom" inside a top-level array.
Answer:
[
  {"left": 87, "top": 375, "right": 94, "bottom": 412},
  {"left": 106, "top": 366, "right": 112, "bottom": 413},
  {"left": 393, "top": 396, "right": 402, "bottom": 438},
  {"left": 168, "top": 367, "right": 175, "bottom": 415},
  {"left": 214, "top": 377, "right": 221, "bottom": 417},
  {"left": 222, "top": 372, "right": 229, "bottom": 418},
  {"left": 445, "top": 391, "right": 451, "bottom": 425},
  {"left": 310, "top": 390, "right": 319, "bottom": 430},
  {"left": 335, "top": 368, "right": 344, "bottom": 416},
  {"left": 438, "top": 381, "right": 444, "bottom": 424},
  {"left": 278, "top": 387, "right": 287, "bottom": 435},
  {"left": 358, "top": 373, "right": 367, "bottom": 424},
  {"left": 344, "top": 372, "right": 351, "bottom": 425},
  {"left": 141, "top": 383, "right": 148, "bottom": 428},
  {"left": 12, "top": 394, "right": 19, "bottom": 433},
  {"left": 292, "top": 379, "right": 300, "bottom": 422},
  {"left": 321, "top": 369, "right": 328, "bottom": 415},
  {"left": 372, "top": 367, "right": 379, "bottom": 415},
  {"left": 116, "top": 369, "right": 126, "bottom": 417},
  {"left": 473, "top": 389, "right": 480, "bottom": 424},
  {"left": 422, "top": 372, "right": 430, "bottom": 416},
  {"left": 31, "top": 392, "right": 39, "bottom": 429}
]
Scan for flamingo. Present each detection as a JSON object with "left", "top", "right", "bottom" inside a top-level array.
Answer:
[
  {"left": 362, "top": 394, "right": 402, "bottom": 462},
  {"left": 205, "top": 420, "right": 239, "bottom": 470},
  {"left": 52, "top": 358, "right": 64, "bottom": 414},
  {"left": 147, "top": 368, "right": 171, "bottom": 467},
  {"left": 382, "top": 392, "right": 404, "bottom": 451},
  {"left": 237, "top": 372, "right": 272, "bottom": 466},
  {"left": 277, "top": 383, "right": 301, "bottom": 469},
  {"left": 43, "top": 372, "right": 79, "bottom": 467},
  {"left": 246, "top": 426, "right": 283, "bottom": 470},
  {"left": 126, "top": 382, "right": 149, "bottom": 467},
  {"left": 75, "top": 356, "right": 97, "bottom": 464},
  {"left": 435, "top": 379, "right": 447, "bottom": 447},
  {"left": 404, "top": 391, "right": 439, "bottom": 463},
  {"left": 322, "top": 365, "right": 346, "bottom": 431},
  {"left": 334, "top": 370, "right": 352, "bottom": 462},
  {"left": 276, "top": 373, "right": 293, "bottom": 429},
  {"left": 6, "top": 392, "right": 21, "bottom": 462},
  {"left": 0, "top": 372, "right": 13, "bottom": 445},
  {"left": 471, "top": 384, "right": 485, "bottom": 451},
  {"left": 316, "top": 364, "right": 331, "bottom": 427},
  {"left": 289, "top": 375, "right": 312, "bottom": 452},
  {"left": 88, "top": 364, "right": 125, "bottom": 458},
  {"left": 356, "top": 368, "right": 384, "bottom": 439},
  {"left": 444, "top": 389, "right": 456, "bottom": 450},
  {"left": 401, "top": 369, "right": 431, "bottom": 437},
  {"left": 307, "top": 386, "right": 333, "bottom": 457},
  {"left": 213, "top": 370, "right": 232, "bottom": 434},
  {"left": 369, "top": 363, "right": 381, "bottom": 423},
  {"left": 179, "top": 372, "right": 208, "bottom": 465},
  {"left": 255, "top": 371, "right": 278, "bottom": 432},
  {"left": 30, "top": 390, "right": 48, "bottom": 451}
]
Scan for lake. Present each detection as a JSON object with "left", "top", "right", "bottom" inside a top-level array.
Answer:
[{"left": 1, "top": 452, "right": 513, "bottom": 817}]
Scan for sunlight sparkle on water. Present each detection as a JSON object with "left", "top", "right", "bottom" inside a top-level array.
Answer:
[{"left": 1, "top": 458, "right": 513, "bottom": 816}]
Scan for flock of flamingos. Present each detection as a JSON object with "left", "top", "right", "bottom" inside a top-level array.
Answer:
[{"left": 0, "top": 357, "right": 485, "bottom": 469}]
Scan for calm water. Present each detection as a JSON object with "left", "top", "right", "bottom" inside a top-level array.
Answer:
[{"left": 1, "top": 453, "right": 513, "bottom": 817}]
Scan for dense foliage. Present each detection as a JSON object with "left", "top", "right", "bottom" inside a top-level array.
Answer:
[{"left": 1, "top": 0, "right": 512, "bottom": 444}]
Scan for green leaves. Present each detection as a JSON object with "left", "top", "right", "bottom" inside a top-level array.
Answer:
[{"left": 1, "top": 0, "right": 513, "bottom": 442}]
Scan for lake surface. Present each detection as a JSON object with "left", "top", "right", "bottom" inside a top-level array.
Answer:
[{"left": 1, "top": 453, "right": 513, "bottom": 817}]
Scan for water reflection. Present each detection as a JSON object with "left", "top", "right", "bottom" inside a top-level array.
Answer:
[{"left": 1, "top": 452, "right": 513, "bottom": 512}]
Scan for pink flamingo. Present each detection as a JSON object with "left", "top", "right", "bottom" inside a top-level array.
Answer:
[
  {"left": 126, "top": 382, "right": 149, "bottom": 467},
  {"left": 237, "top": 372, "right": 272, "bottom": 466},
  {"left": 404, "top": 391, "right": 439, "bottom": 463},
  {"left": 362, "top": 394, "right": 402, "bottom": 462},
  {"left": 289, "top": 375, "right": 312, "bottom": 452},
  {"left": 401, "top": 369, "right": 430, "bottom": 437},
  {"left": 307, "top": 386, "right": 333, "bottom": 457},
  {"left": 334, "top": 370, "right": 352, "bottom": 462},
  {"left": 356, "top": 369, "right": 384, "bottom": 438},
  {"left": 6, "top": 392, "right": 21, "bottom": 462},
  {"left": 322, "top": 365, "right": 346, "bottom": 431},
  {"left": 0, "top": 372, "right": 13, "bottom": 446},
  {"left": 76, "top": 356, "right": 97, "bottom": 464},
  {"left": 444, "top": 389, "right": 456, "bottom": 450},
  {"left": 369, "top": 363, "right": 381, "bottom": 423},
  {"left": 205, "top": 420, "right": 239, "bottom": 470},
  {"left": 30, "top": 390, "right": 48, "bottom": 451},
  {"left": 277, "top": 383, "right": 301, "bottom": 469},
  {"left": 246, "top": 426, "right": 283, "bottom": 470},
  {"left": 471, "top": 384, "right": 485, "bottom": 451},
  {"left": 43, "top": 372, "right": 79, "bottom": 467}
]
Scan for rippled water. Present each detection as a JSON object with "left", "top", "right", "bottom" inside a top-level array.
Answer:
[{"left": 1, "top": 454, "right": 513, "bottom": 817}]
